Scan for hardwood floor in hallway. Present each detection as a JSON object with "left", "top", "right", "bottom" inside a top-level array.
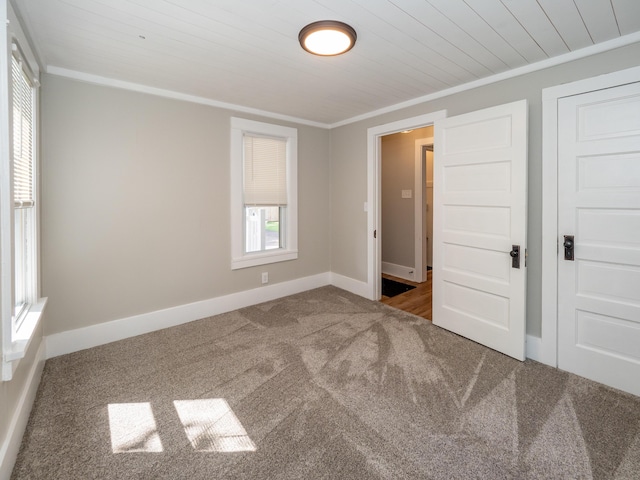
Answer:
[{"left": 380, "top": 271, "right": 432, "bottom": 321}]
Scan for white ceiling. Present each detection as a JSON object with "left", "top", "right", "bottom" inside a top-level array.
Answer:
[{"left": 13, "top": 0, "right": 640, "bottom": 126}]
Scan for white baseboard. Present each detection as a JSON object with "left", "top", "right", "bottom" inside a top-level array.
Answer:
[
  {"left": 330, "top": 272, "right": 370, "bottom": 299},
  {"left": 0, "top": 340, "right": 46, "bottom": 480},
  {"left": 381, "top": 262, "right": 416, "bottom": 282},
  {"left": 526, "top": 334, "right": 542, "bottom": 362},
  {"left": 45, "top": 269, "right": 543, "bottom": 362},
  {"left": 46, "top": 272, "right": 332, "bottom": 359}
]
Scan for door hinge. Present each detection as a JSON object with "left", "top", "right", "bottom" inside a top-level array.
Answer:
[{"left": 374, "top": 229, "right": 377, "bottom": 239}]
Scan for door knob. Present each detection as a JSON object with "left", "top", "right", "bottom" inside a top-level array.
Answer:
[
  {"left": 510, "top": 245, "right": 520, "bottom": 269},
  {"left": 563, "top": 235, "right": 574, "bottom": 261}
]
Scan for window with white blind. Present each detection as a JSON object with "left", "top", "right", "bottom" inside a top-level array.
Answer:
[
  {"left": 12, "top": 52, "right": 36, "bottom": 321},
  {"left": 230, "top": 118, "right": 298, "bottom": 270}
]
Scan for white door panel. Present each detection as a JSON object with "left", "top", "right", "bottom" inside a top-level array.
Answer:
[
  {"left": 434, "top": 100, "right": 528, "bottom": 360},
  {"left": 444, "top": 161, "right": 512, "bottom": 192},
  {"left": 442, "top": 244, "right": 511, "bottom": 282},
  {"left": 558, "top": 81, "right": 640, "bottom": 396}
]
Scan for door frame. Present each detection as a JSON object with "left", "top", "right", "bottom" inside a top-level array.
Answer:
[
  {"left": 415, "top": 137, "right": 433, "bottom": 283},
  {"left": 367, "top": 111, "right": 447, "bottom": 300},
  {"left": 541, "top": 65, "right": 640, "bottom": 368}
]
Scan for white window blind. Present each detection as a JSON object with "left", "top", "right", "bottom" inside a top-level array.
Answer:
[
  {"left": 243, "top": 135, "right": 287, "bottom": 206},
  {"left": 12, "top": 52, "right": 34, "bottom": 209}
]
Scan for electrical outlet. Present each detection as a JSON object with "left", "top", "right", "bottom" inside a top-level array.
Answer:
[{"left": 261, "top": 272, "right": 269, "bottom": 284}]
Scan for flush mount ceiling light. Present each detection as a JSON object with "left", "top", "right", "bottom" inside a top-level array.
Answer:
[{"left": 298, "top": 21, "right": 357, "bottom": 56}]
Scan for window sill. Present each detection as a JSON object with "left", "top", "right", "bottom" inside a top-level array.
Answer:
[
  {"left": 231, "top": 250, "right": 298, "bottom": 270},
  {"left": 4, "top": 297, "right": 47, "bottom": 363}
]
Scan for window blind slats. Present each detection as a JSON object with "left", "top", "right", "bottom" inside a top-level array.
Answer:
[
  {"left": 12, "top": 54, "right": 34, "bottom": 208},
  {"left": 243, "top": 135, "right": 287, "bottom": 206}
]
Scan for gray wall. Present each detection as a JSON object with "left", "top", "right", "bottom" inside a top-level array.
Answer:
[
  {"left": 330, "top": 42, "right": 640, "bottom": 337},
  {"left": 0, "top": 323, "right": 43, "bottom": 475},
  {"left": 381, "top": 128, "right": 430, "bottom": 269},
  {"left": 38, "top": 42, "right": 640, "bottom": 339},
  {"left": 41, "top": 75, "right": 332, "bottom": 335}
]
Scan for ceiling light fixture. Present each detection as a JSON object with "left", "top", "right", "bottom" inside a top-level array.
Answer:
[{"left": 298, "top": 21, "right": 357, "bottom": 56}]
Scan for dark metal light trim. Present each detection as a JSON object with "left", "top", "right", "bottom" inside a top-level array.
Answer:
[{"left": 298, "top": 20, "right": 357, "bottom": 56}]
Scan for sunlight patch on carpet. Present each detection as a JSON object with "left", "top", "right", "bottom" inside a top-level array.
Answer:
[
  {"left": 108, "top": 403, "right": 163, "bottom": 453},
  {"left": 173, "top": 399, "right": 256, "bottom": 452}
]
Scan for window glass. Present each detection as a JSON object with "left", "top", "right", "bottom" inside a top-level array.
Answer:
[{"left": 11, "top": 53, "right": 36, "bottom": 323}]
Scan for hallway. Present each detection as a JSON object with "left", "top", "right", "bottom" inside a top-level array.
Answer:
[{"left": 380, "top": 272, "right": 432, "bottom": 321}]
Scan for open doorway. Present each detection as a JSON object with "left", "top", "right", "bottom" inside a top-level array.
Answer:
[
  {"left": 379, "top": 127, "right": 434, "bottom": 320},
  {"left": 365, "top": 110, "right": 446, "bottom": 305}
]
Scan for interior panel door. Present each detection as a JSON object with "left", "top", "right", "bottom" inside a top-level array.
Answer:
[
  {"left": 557, "top": 81, "right": 640, "bottom": 396},
  {"left": 433, "top": 100, "right": 528, "bottom": 360}
]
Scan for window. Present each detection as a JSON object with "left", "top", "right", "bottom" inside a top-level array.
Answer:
[
  {"left": 230, "top": 118, "right": 297, "bottom": 270},
  {"left": 1, "top": 21, "right": 44, "bottom": 381},
  {"left": 12, "top": 52, "right": 36, "bottom": 325}
]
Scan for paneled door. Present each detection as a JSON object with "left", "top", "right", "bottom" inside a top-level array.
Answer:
[
  {"left": 557, "top": 81, "right": 640, "bottom": 396},
  {"left": 433, "top": 100, "right": 528, "bottom": 360}
]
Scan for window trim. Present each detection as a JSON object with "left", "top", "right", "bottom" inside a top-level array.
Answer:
[{"left": 230, "top": 117, "right": 298, "bottom": 270}]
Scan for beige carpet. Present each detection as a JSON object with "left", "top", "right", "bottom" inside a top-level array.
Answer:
[{"left": 12, "top": 286, "right": 640, "bottom": 479}]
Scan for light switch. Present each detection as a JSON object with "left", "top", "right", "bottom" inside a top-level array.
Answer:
[{"left": 402, "top": 189, "right": 412, "bottom": 199}]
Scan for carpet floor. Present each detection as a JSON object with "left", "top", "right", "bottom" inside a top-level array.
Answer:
[{"left": 12, "top": 286, "right": 640, "bottom": 479}]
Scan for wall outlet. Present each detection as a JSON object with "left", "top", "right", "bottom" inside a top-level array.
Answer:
[{"left": 261, "top": 272, "right": 269, "bottom": 284}]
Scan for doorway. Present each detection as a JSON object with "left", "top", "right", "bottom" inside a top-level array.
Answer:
[
  {"left": 365, "top": 110, "right": 447, "bottom": 303},
  {"left": 379, "top": 128, "right": 433, "bottom": 320}
]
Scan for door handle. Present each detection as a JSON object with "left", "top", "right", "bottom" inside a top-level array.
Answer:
[
  {"left": 510, "top": 245, "right": 520, "bottom": 269},
  {"left": 563, "top": 235, "right": 574, "bottom": 261}
]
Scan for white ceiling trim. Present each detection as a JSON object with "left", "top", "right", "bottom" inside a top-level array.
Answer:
[
  {"left": 45, "top": 31, "right": 640, "bottom": 131},
  {"left": 45, "top": 66, "right": 332, "bottom": 129},
  {"left": 330, "top": 31, "right": 640, "bottom": 128}
]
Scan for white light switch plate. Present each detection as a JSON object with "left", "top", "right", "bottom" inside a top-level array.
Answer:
[{"left": 402, "top": 189, "right": 412, "bottom": 198}]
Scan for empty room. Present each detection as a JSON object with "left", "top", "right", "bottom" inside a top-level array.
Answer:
[{"left": 1, "top": 1, "right": 640, "bottom": 478}]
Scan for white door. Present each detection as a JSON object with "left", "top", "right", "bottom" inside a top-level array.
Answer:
[
  {"left": 557, "top": 81, "right": 640, "bottom": 396},
  {"left": 433, "top": 100, "right": 528, "bottom": 360}
]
